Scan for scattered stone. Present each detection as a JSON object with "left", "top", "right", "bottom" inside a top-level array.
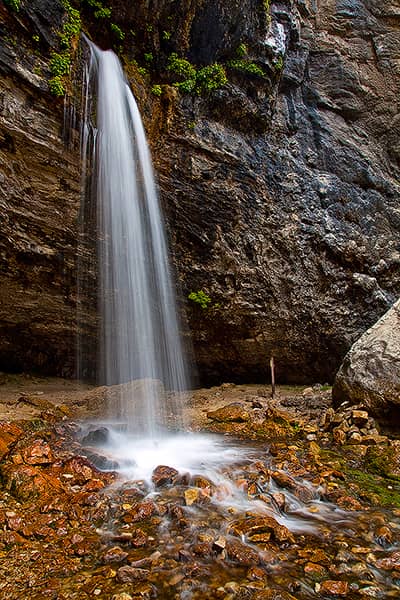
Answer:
[
  {"left": 103, "top": 546, "right": 128, "bottom": 564},
  {"left": 207, "top": 403, "right": 250, "bottom": 423},
  {"left": 184, "top": 488, "right": 200, "bottom": 506},
  {"left": 320, "top": 580, "right": 349, "bottom": 596},
  {"left": 226, "top": 539, "right": 260, "bottom": 566},
  {"left": 151, "top": 465, "right": 179, "bottom": 487},
  {"left": 23, "top": 439, "right": 53, "bottom": 465},
  {"left": 82, "top": 427, "right": 110, "bottom": 446},
  {"left": 117, "top": 566, "right": 150, "bottom": 583}
]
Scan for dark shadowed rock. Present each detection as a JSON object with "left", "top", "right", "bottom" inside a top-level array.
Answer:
[
  {"left": 152, "top": 465, "right": 179, "bottom": 487},
  {"left": 333, "top": 300, "right": 400, "bottom": 416}
]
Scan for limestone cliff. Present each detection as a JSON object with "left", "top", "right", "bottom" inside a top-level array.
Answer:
[{"left": 0, "top": 0, "right": 399, "bottom": 384}]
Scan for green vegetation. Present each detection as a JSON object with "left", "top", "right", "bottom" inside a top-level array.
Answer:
[
  {"left": 4, "top": 0, "right": 20, "bottom": 11},
  {"left": 236, "top": 43, "right": 248, "bottom": 58},
  {"left": 48, "top": 0, "right": 82, "bottom": 97},
  {"left": 168, "top": 53, "right": 227, "bottom": 95},
  {"left": 110, "top": 23, "right": 125, "bottom": 41},
  {"left": 144, "top": 52, "right": 154, "bottom": 63},
  {"left": 94, "top": 7, "right": 111, "bottom": 19},
  {"left": 196, "top": 63, "right": 227, "bottom": 93},
  {"left": 347, "top": 468, "right": 400, "bottom": 507},
  {"left": 162, "top": 30, "right": 172, "bottom": 41},
  {"left": 151, "top": 84, "right": 162, "bottom": 97},
  {"left": 227, "top": 59, "right": 266, "bottom": 78},
  {"left": 188, "top": 290, "right": 212, "bottom": 309},
  {"left": 274, "top": 55, "right": 284, "bottom": 72},
  {"left": 167, "top": 53, "right": 196, "bottom": 80}
]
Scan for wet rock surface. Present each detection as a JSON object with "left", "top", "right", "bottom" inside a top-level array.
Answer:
[{"left": 0, "top": 378, "right": 399, "bottom": 598}]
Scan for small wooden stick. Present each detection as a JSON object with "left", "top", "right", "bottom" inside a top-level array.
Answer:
[{"left": 270, "top": 356, "right": 275, "bottom": 399}]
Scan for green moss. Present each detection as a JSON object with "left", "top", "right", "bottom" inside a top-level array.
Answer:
[
  {"left": 144, "top": 52, "right": 154, "bottom": 63},
  {"left": 364, "top": 446, "right": 399, "bottom": 480},
  {"left": 151, "top": 84, "right": 162, "bottom": 97},
  {"left": 4, "top": 0, "right": 20, "bottom": 11},
  {"left": 168, "top": 53, "right": 227, "bottom": 95},
  {"left": 346, "top": 468, "right": 400, "bottom": 507},
  {"left": 188, "top": 290, "right": 212, "bottom": 310},
  {"left": 227, "top": 59, "right": 266, "bottom": 78}
]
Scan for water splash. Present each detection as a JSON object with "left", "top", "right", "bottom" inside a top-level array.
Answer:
[{"left": 81, "top": 41, "right": 189, "bottom": 436}]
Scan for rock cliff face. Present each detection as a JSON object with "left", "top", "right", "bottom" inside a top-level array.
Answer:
[{"left": 0, "top": 0, "right": 399, "bottom": 384}]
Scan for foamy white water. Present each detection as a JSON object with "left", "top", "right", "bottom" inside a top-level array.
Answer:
[{"left": 82, "top": 42, "right": 189, "bottom": 436}]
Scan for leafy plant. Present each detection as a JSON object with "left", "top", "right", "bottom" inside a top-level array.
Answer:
[
  {"left": 94, "top": 7, "right": 111, "bottom": 18},
  {"left": 274, "top": 55, "right": 284, "bottom": 72},
  {"left": 4, "top": 0, "right": 20, "bottom": 11},
  {"left": 167, "top": 53, "right": 196, "bottom": 80},
  {"left": 162, "top": 30, "right": 172, "bottom": 41},
  {"left": 144, "top": 52, "right": 154, "bottom": 63},
  {"left": 195, "top": 64, "right": 227, "bottom": 93},
  {"left": 188, "top": 290, "right": 212, "bottom": 310},
  {"left": 236, "top": 43, "right": 248, "bottom": 58},
  {"left": 49, "top": 77, "right": 66, "bottom": 97},
  {"left": 48, "top": 1, "right": 81, "bottom": 97},
  {"left": 227, "top": 59, "right": 265, "bottom": 78},
  {"left": 151, "top": 84, "right": 162, "bottom": 97},
  {"left": 110, "top": 23, "right": 125, "bottom": 41}
]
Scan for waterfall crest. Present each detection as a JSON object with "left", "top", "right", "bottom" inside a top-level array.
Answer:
[{"left": 81, "top": 42, "right": 189, "bottom": 437}]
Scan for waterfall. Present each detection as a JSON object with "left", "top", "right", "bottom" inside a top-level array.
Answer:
[{"left": 81, "top": 41, "right": 189, "bottom": 437}]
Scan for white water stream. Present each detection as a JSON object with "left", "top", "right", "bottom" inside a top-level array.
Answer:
[{"left": 83, "top": 41, "right": 188, "bottom": 437}]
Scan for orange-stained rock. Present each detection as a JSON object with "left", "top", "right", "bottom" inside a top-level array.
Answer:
[
  {"left": 0, "top": 422, "right": 24, "bottom": 461},
  {"left": 229, "top": 515, "right": 295, "bottom": 544},
  {"left": 226, "top": 538, "right": 260, "bottom": 566},
  {"left": 320, "top": 580, "right": 349, "bottom": 596},
  {"left": 23, "top": 439, "right": 53, "bottom": 465},
  {"left": 152, "top": 465, "right": 179, "bottom": 487}
]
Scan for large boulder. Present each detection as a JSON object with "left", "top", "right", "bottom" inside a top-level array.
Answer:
[{"left": 332, "top": 300, "right": 400, "bottom": 416}]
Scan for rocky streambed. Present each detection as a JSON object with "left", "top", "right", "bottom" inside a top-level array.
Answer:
[{"left": 0, "top": 377, "right": 399, "bottom": 599}]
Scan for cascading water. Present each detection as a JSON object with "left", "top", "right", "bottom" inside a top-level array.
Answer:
[{"left": 81, "top": 41, "right": 188, "bottom": 437}]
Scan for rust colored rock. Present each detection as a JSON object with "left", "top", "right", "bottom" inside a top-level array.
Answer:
[
  {"left": 304, "top": 562, "right": 326, "bottom": 579},
  {"left": 124, "top": 500, "right": 157, "bottom": 523},
  {"left": 336, "top": 496, "right": 363, "bottom": 511},
  {"left": 0, "top": 422, "right": 24, "bottom": 461},
  {"left": 230, "top": 516, "right": 294, "bottom": 544},
  {"left": 226, "top": 538, "right": 260, "bottom": 566},
  {"left": 320, "top": 580, "right": 349, "bottom": 596},
  {"left": 22, "top": 439, "right": 53, "bottom": 465},
  {"left": 117, "top": 565, "right": 150, "bottom": 583},
  {"left": 151, "top": 465, "right": 179, "bottom": 487},
  {"left": 207, "top": 403, "right": 250, "bottom": 423},
  {"left": 131, "top": 528, "right": 148, "bottom": 548},
  {"left": 184, "top": 488, "right": 200, "bottom": 506},
  {"left": 271, "top": 471, "right": 296, "bottom": 490},
  {"left": 103, "top": 546, "right": 129, "bottom": 564},
  {"left": 271, "top": 492, "right": 286, "bottom": 511},
  {"left": 376, "top": 550, "right": 400, "bottom": 571},
  {"left": 62, "top": 456, "right": 94, "bottom": 485}
]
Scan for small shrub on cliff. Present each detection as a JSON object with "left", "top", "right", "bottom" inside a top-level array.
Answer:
[
  {"left": 4, "top": 0, "right": 20, "bottom": 11},
  {"left": 167, "top": 53, "right": 196, "bottom": 81},
  {"left": 151, "top": 84, "right": 162, "bottom": 97},
  {"left": 110, "top": 23, "right": 125, "bottom": 41},
  {"left": 227, "top": 59, "right": 266, "bottom": 79},
  {"left": 195, "top": 64, "right": 227, "bottom": 94},
  {"left": 188, "top": 290, "right": 212, "bottom": 310}
]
